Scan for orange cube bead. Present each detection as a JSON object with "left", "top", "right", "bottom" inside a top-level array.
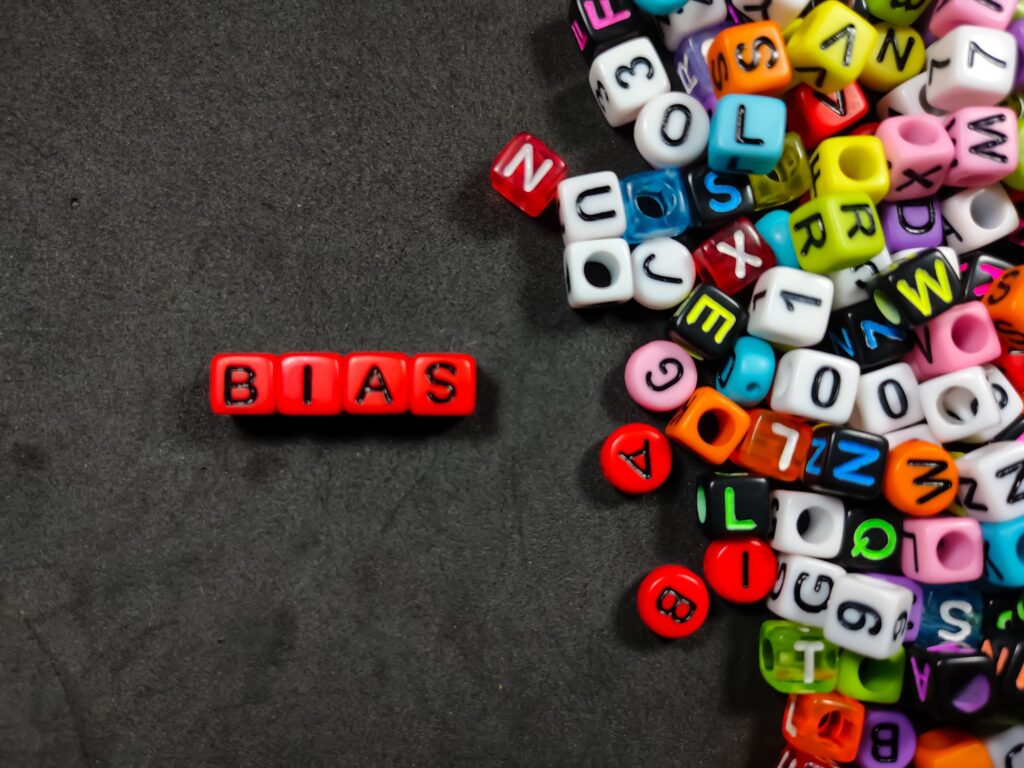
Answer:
[
  {"left": 665, "top": 387, "right": 751, "bottom": 465},
  {"left": 707, "top": 22, "right": 792, "bottom": 98},
  {"left": 915, "top": 728, "right": 993, "bottom": 768},
  {"left": 984, "top": 266, "right": 1024, "bottom": 351},
  {"left": 730, "top": 409, "right": 812, "bottom": 482},
  {"left": 782, "top": 692, "right": 865, "bottom": 764},
  {"left": 883, "top": 440, "right": 959, "bottom": 517}
]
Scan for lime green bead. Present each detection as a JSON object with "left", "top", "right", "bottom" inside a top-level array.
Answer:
[
  {"left": 791, "top": 192, "right": 885, "bottom": 273},
  {"left": 784, "top": 2, "right": 877, "bottom": 93},
  {"left": 759, "top": 620, "right": 840, "bottom": 694},
  {"left": 1006, "top": 93, "right": 1024, "bottom": 120},
  {"left": 864, "top": 0, "right": 933, "bottom": 25},
  {"left": 750, "top": 133, "right": 812, "bottom": 210},
  {"left": 859, "top": 24, "right": 925, "bottom": 93},
  {"left": 1016, "top": 0, "right": 1024, "bottom": 18},
  {"left": 810, "top": 136, "right": 890, "bottom": 204},
  {"left": 1004, "top": 119, "right": 1024, "bottom": 190},
  {"left": 836, "top": 648, "right": 905, "bottom": 703}
]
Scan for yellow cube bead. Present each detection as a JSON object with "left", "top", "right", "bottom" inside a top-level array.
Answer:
[
  {"left": 859, "top": 24, "right": 925, "bottom": 93},
  {"left": 810, "top": 136, "right": 890, "bottom": 203},
  {"left": 864, "top": 0, "right": 933, "bottom": 25},
  {"left": 784, "top": 1, "right": 877, "bottom": 94},
  {"left": 790, "top": 192, "right": 885, "bottom": 273},
  {"left": 1003, "top": 119, "right": 1024, "bottom": 190}
]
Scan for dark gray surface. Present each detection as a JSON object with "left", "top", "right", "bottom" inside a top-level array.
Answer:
[{"left": 0, "top": 2, "right": 782, "bottom": 765}]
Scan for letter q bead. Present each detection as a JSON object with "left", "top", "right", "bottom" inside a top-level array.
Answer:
[{"left": 624, "top": 340, "right": 697, "bottom": 412}]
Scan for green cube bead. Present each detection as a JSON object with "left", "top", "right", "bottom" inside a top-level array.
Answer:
[
  {"left": 863, "top": 0, "right": 933, "bottom": 25},
  {"left": 836, "top": 648, "right": 905, "bottom": 703},
  {"left": 759, "top": 620, "right": 839, "bottom": 694},
  {"left": 791, "top": 192, "right": 885, "bottom": 273},
  {"left": 1004, "top": 119, "right": 1024, "bottom": 191}
]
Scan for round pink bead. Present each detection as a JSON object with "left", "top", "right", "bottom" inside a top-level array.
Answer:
[
  {"left": 876, "top": 116, "right": 954, "bottom": 202},
  {"left": 624, "top": 340, "right": 697, "bottom": 412},
  {"left": 901, "top": 517, "right": 984, "bottom": 585},
  {"left": 904, "top": 302, "right": 1002, "bottom": 381},
  {"left": 945, "top": 107, "right": 1019, "bottom": 188}
]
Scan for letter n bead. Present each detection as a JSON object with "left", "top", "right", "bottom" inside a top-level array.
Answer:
[
  {"left": 824, "top": 573, "right": 913, "bottom": 659},
  {"left": 490, "top": 133, "right": 568, "bottom": 217},
  {"left": 345, "top": 353, "right": 410, "bottom": 415},
  {"left": 409, "top": 354, "right": 477, "bottom": 416},
  {"left": 781, "top": 692, "right": 865, "bottom": 763},
  {"left": 210, "top": 353, "right": 277, "bottom": 415}
]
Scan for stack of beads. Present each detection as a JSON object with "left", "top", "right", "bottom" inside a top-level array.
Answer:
[{"left": 491, "top": 0, "right": 1024, "bottom": 764}]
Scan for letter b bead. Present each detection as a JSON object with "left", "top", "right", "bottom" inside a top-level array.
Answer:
[
  {"left": 210, "top": 353, "right": 278, "bottom": 415},
  {"left": 824, "top": 574, "right": 913, "bottom": 659}
]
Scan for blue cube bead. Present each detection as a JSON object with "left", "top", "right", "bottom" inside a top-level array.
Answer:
[
  {"left": 621, "top": 168, "right": 692, "bottom": 243},
  {"left": 708, "top": 94, "right": 787, "bottom": 176},
  {"left": 755, "top": 210, "right": 799, "bottom": 269},
  {"left": 636, "top": 0, "right": 688, "bottom": 12},
  {"left": 917, "top": 585, "right": 983, "bottom": 650},
  {"left": 714, "top": 335, "right": 776, "bottom": 407},
  {"left": 982, "top": 517, "right": 1024, "bottom": 588}
]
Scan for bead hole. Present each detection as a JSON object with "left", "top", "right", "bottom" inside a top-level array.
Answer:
[
  {"left": 817, "top": 711, "right": 854, "bottom": 745},
  {"left": 858, "top": 656, "right": 891, "bottom": 691},
  {"left": 939, "top": 385, "right": 979, "bottom": 424},
  {"left": 761, "top": 638, "right": 774, "bottom": 671},
  {"left": 582, "top": 251, "right": 620, "bottom": 289},
  {"left": 796, "top": 506, "right": 837, "bottom": 545},
  {"left": 839, "top": 146, "right": 876, "bottom": 181},
  {"left": 936, "top": 530, "right": 974, "bottom": 572},
  {"left": 697, "top": 410, "right": 721, "bottom": 444},
  {"left": 897, "top": 119, "right": 943, "bottom": 146},
  {"left": 950, "top": 313, "right": 989, "bottom": 354},
  {"left": 636, "top": 192, "right": 666, "bottom": 219},
  {"left": 970, "top": 189, "right": 1005, "bottom": 230}
]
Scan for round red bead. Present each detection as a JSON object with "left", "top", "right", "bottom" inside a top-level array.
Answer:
[
  {"left": 636, "top": 564, "right": 710, "bottom": 639},
  {"left": 702, "top": 537, "right": 778, "bottom": 604},
  {"left": 600, "top": 423, "right": 672, "bottom": 494}
]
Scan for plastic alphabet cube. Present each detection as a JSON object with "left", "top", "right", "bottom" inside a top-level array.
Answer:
[
  {"left": 871, "top": 573, "right": 925, "bottom": 644},
  {"left": 985, "top": 726, "right": 1024, "bottom": 768},
  {"left": 783, "top": 1, "right": 877, "bottom": 94},
  {"left": 902, "top": 517, "right": 984, "bottom": 584},
  {"left": 957, "top": 442, "right": 1024, "bottom": 522},
  {"left": 859, "top": 24, "right": 926, "bottom": 93},
  {"left": 408, "top": 354, "right": 477, "bottom": 417},
  {"left": 905, "top": 647, "right": 997, "bottom": 720},
  {"left": 919, "top": 366, "right": 1001, "bottom": 443},
  {"left": 915, "top": 729, "right": 993, "bottom": 768},
  {"left": 839, "top": 506, "right": 903, "bottom": 574},
  {"left": 633, "top": 92, "right": 711, "bottom": 170},
  {"left": 344, "top": 353, "right": 410, "bottom": 415},
  {"left": 929, "top": 0, "right": 1014, "bottom": 39},
  {"left": 568, "top": 0, "right": 647, "bottom": 62},
  {"left": 923, "top": 25, "right": 1017, "bottom": 112},
  {"left": 759, "top": 620, "right": 840, "bottom": 693},
  {"left": 826, "top": 301, "right": 913, "bottom": 371},
  {"left": 655, "top": 0, "right": 729, "bottom": 51},
  {"left": 636, "top": 564, "right": 709, "bottom": 638},
  {"left": 850, "top": 363, "right": 924, "bottom": 435},
  {"left": 802, "top": 426, "right": 889, "bottom": 500},
  {"left": 957, "top": 252, "right": 1013, "bottom": 302},
  {"left": 767, "top": 554, "right": 847, "bottom": 628},
  {"left": 870, "top": 248, "right": 961, "bottom": 327},
  {"left": 755, "top": 210, "right": 799, "bottom": 269},
  {"left": 904, "top": 302, "right": 1001, "bottom": 381},
  {"left": 707, "top": 94, "right": 787, "bottom": 175},
  {"left": 630, "top": 237, "right": 697, "bottom": 310},
  {"left": 770, "top": 349, "right": 860, "bottom": 424},
  {"left": 732, "top": 410, "right": 812, "bottom": 482},
  {"left": 666, "top": 284, "right": 747, "bottom": 360},
  {"left": 706, "top": 21, "right": 792, "bottom": 97},
  {"left": 774, "top": 747, "right": 839, "bottom": 768},
  {"left": 876, "top": 73, "right": 947, "bottom": 120},
  {"left": 490, "top": 133, "right": 568, "bottom": 217},
  {"left": 558, "top": 171, "right": 627, "bottom": 244},
  {"left": 837, "top": 648, "right": 905, "bottom": 703},
  {"left": 665, "top": 387, "right": 751, "bottom": 463},
  {"left": 791, "top": 193, "right": 885, "bottom": 273},
  {"left": 943, "top": 184, "right": 1020, "bottom": 255},
  {"left": 884, "top": 440, "right": 959, "bottom": 517},
  {"left": 944, "top": 107, "right": 1018, "bottom": 188},
  {"left": 828, "top": 252, "right": 892, "bottom": 311},
  {"left": 785, "top": 82, "right": 869, "bottom": 150},
  {"left": 696, "top": 472, "right": 772, "bottom": 538},
  {"left": 620, "top": 168, "right": 691, "bottom": 243},
  {"left": 874, "top": 116, "right": 953, "bottom": 201},
  {"left": 601, "top": 423, "right": 673, "bottom": 494},
  {"left": 918, "top": 584, "right": 983, "bottom": 649},
  {"left": 209, "top": 353, "right": 278, "bottom": 415},
  {"left": 984, "top": 267, "right": 1024, "bottom": 346},
  {"left": 564, "top": 238, "right": 634, "bottom": 308},
  {"left": 856, "top": 707, "right": 916, "bottom": 768},
  {"left": 879, "top": 200, "right": 944, "bottom": 252},
  {"left": 964, "top": 365, "right": 1024, "bottom": 443},
  {"left": 693, "top": 218, "right": 776, "bottom": 296},
  {"left": 714, "top": 335, "right": 776, "bottom": 407},
  {"left": 781, "top": 691, "right": 865, "bottom": 763},
  {"left": 864, "top": 0, "right": 933, "bottom": 25},
  {"left": 589, "top": 37, "right": 671, "bottom": 127},
  {"left": 824, "top": 573, "right": 913, "bottom": 659},
  {"left": 747, "top": 266, "right": 834, "bottom": 348},
  {"left": 683, "top": 167, "right": 756, "bottom": 228},
  {"left": 275, "top": 353, "right": 346, "bottom": 416},
  {"left": 624, "top": 340, "right": 698, "bottom": 412},
  {"left": 809, "top": 136, "right": 890, "bottom": 204},
  {"left": 981, "top": 517, "right": 1024, "bottom": 587},
  {"left": 703, "top": 537, "right": 778, "bottom": 603},
  {"left": 749, "top": 132, "right": 813, "bottom": 210},
  {"left": 673, "top": 25, "right": 722, "bottom": 113},
  {"left": 771, "top": 490, "right": 846, "bottom": 558}
]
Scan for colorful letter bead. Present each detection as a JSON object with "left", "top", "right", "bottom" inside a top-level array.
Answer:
[
  {"left": 703, "top": 537, "right": 778, "bottom": 603},
  {"left": 707, "top": 94, "right": 787, "bottom": 175},
  {"left": 666, "top": 284, "right": 747, "bottom": 360},
  {"left": 558, "top": 171, "right": 627, "bottom": 244},
  {"left": 781, "top": 691, "right": 865, "bottom": 763},
  {"left": 802, "top": 426, "right": 889, "bottom": 500},
  {"left": 957, "top": 442, "right": 1024, "bottom": 522},
  {"left": 791, "top": 193, "right": 885, "bottom": 273},
  {"left": 919, "top": 366, "right": 1001, "bottom": 443},
  {"left": 837, "top": 648, "right": 906, "bottom": 703},
  {"left": 864, "top": 0, "right": 932, "bottom": 25},
  {"left": 624, "top": 340, "right": 698, "bottom": 412},
  {"left": 982, "top": 517, "right": 1024, "bottom": 587},
  {"left": 876, "top": 72, "right": 947, "bottom": 121},
  {"left": 970, "top": 366, "right": 1022, "bottom": 443},
  {"left": 884, "top": 440, "right": 959, "bottom": 516},
  {"left": 655, "top": 0, "right": 729, "bottom": 51},
  {"left": 344, "top": 353, "right": 410, "bottom": 415},
  {"left": 733, "top": 410, "right": 812, "bottom": 482},
  {"left": 683, "top": 167, "right": 755, "bottom": 227},
  {"left": 750, "top": 132, "right": 813, "bottom": 210},
  {"left": 809, "top": 136, "right": 890, "bottom": 204},
  {"left": 919, "top": 584, "right": 984, "bottom": 648},
  {"left": 1004, "top": 116, "right": 1024, "bottom": 190},
  {"left": 902, "top": 516, "right": 984, "bottom": 584},
  {"left": 693, "top": 218, "right": 776, "bottom": 295},
  {"left": 783, "top": 1, "right": 877, "bottom": 94},
  {"left": 696, "top": 472, "right": 772, "bottom": 538},
  {"left": 915, "top": 729, "right": 993, "bottom": 768},
  {"left": 631, "top": 238, "right": 697, "bottom": 310},
  {"left": 929, "top": 0, "right": 1015, "bottom": 40},
  {"left": 871, "top": 573, "right": 925, "bottom": 643},
  {"left": 824, "top": 574, "right": 913, "bottom": 659},
  {"left": 714, "top": 335, "right": 776, "bottom": 407},
  {"left": 942, "top": 184, "right": 1020, "bottom": 255},
  {"left": 768, "top": 554, "right": 847, "bottom": 628},
  {"left": 759, "top": 620, "right": 840, "bottom": 693},
  {"left": 785, "top": 83, "right": 869, "bottom": 150},
  {"left": 275, "top": 353, "right": 346, "bottom": 416},
  {"left": 859, "top": 24, "right": 926, "bottom": 94},
  {"left": 621, "top": 168, "right": 692, "bottom": 242},
  {"left": 409, "top": 354, "right": 477, "bottom": 417},
  {"left": 634, "top": 0, "right": 686, "bottom": 12},
  {"left": 774, "top": 746, "right": 840, "bottom": 768},
  {"left": 856, "top": 708, "right": 916, "bottom": 768},
  {"left": 826, "top": 301, "right": 913, "bottom": 371},
  {"left": 210, "top": 353, "right": 278, "bottom": 415},
  {"left": 923, "top": 26, "right": 1017, "bottom": 112},
  {"left": 983, "top": 591, "right": 1024, "bottom": 635},
  {"left": 564, "top": 238, "right": 634, "bottom": 308},
  {"left": 633, "top": 92, "right": 711, "bottom": 170},
  {"left": 850, "top": 363, "right": 924, "bottom": 435},
  {"left": 673, "top": 25, "right": 722, "bottom": 113},
  {"left": 731, "top": 0, "right": 807, "bottom": 26},
  {"left": 880, "top": 200, "right": 944, "bottom": 252},
  {"left": 665, "top": 387, "right": 751, "bottom": 463},
  {"left": 771, "top": 490, "right": 846, "bottom": 558},
  {"left": 870, "top": 248, "right": 961, "bottom": 326},
  {"left": 568, "top": 0, "right": 646, "bottom": 62},
  {"left": 874, "top": 116, "right": 954, "bottom": 201},
  {"left": 958, "top": 252, "right": 1013, "bottom": 302},
  {"left": 906, "top": 647, "right": 997, "bottom": 720},
  {"left": 747, "top": 267, "right": 834, "bottom": 348},
  {"left": 985, "top": 726, "right": 1024, "bottom": 768},
  {"left": 839, "top": 507, "right": 902, "bottom": 574},
  {"left": 706, "top": 21, "right": 792, "bottom": 97},
  {"left": 636, "top": 564, "right": 709, "bottom": 638},
  {"left": 944, "top": 107, "right": 1019, "bottom": 187},
  {"left": 589, "top": 37, "right": 671, "bottom": 127},
  {"left": 906, "top": 302, "right": 1001, "bottom": 381},
  {"left": 983, "top": 633, "right": 1024, "bottom": 708},
  {"left": 770, "top": 349, "right": 860, "bottom": 424},
  {"left": 985, "top": 267, "right": 1024, "bottom": 346},
  {"left": 600, "top": 423, "right": 673, "bottom": 494},
  {"left": 490, "top": 133, "right": 568, "bottom": 217},
  {"left": 754, "top": 211, "right": 798, "bottom": 270}
]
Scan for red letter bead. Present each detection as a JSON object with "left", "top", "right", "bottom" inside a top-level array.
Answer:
[
  {"left": 703, "top": 537, "right": 778, "bottom": 603},
  {"left": 637, "top": 564, "right": 710, "bottom": 639},
  {"left": 600, "top": 423, "right": 672, "bottom": 494},
  {"left": 209, "top": 353, "right": 278, "bottom": 415},
  {"left": 490, "top": 132, "right": 568, "bottom": 217},
  {"left": 275, "top": 353, "right": 345, "bottom": 416},
  {"left": 785, "top": 83, "right": 869, "bottom": 150},
  {"left": 693, "top": 217, "right": 777, "bottom": 295},
  {"left": 409, "top": 354, "right": 477, "bottom": 417},
  {"left": 344, "top": 353, "right": 410, "bottom": 415},
  {"left": 783, "top": 692, "right": 866, "bottom": 763}
]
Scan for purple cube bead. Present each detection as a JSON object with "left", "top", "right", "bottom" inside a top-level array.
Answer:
[
  {"left": 880, "top": 199, "right": 944, "bottom": 253},
  {"left": 674, "top": 24, "right": 726, "bottom": 114},
  {"left": 1011, "top": 19, "right": 1024, "bottom": 92},
  {"left": 870, "top": 573, "right": 924, "bottom": 644},
  {"left": 855, "top": 708, "right": 916, "bottom": 768}
]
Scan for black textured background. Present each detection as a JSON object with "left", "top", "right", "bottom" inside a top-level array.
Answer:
[{"left": 0, "top": 2, "right": 782, "bottom": 765}]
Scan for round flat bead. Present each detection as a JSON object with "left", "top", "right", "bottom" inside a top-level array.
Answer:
[
  {"left": 703, "top": 537, "right": 777, "bottom": 603},
  {"left": 637, "top": 564, "right": 710, "bottom": 638},
  {"left": 600, "top": 423, "right": 673, "bottom": 494},
  {"left": 625, "top": 340, "right": 698, "bottom": 412}
]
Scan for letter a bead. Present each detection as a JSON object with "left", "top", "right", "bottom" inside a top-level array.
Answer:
[
  {"left": 636, "top": 564, "right": 709, "bottom": 638},
  {"left": 490, "top": 133, "right": 568, "bottom": 217},
  {"left": 600, "top": 423, "right": 673, "bottom": 494},
  {"left": 210, "top": 353, "right": 278, "bottom": 415},
  {"left": 859, "top": 24, "right": 925, "bottom": 94}
]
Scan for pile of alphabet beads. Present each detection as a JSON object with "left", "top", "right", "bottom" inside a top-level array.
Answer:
[{"left": 489, "top": 0, "right": 1024, "bottom": 762}]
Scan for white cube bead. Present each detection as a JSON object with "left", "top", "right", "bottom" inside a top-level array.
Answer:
[
  {"left": 924, "top": 26, "right": 1017, "bottom": 112},
  {"left": 589, "top": 37, "right": 671, "bottom": 128},
  {"left": 877, "top": 72, "right": 947, "bottom": 120},
  {"left": 985, "top": 725, "right": 1024, "bottom": 768},
  {"left": 771, "top": 349, "right": 861, "bottom": 424},
  {"left": 885, "top": 422, "right": 940, "bottom": 448},
  {"left": 849, "top": 363, "right": 924, "bottom": 435},
  {"left": 770, "top": 490, "right": 846, "bottom": 559},
  {"left": 564, "top": 238, "right": 634, "bottom": 309},
  {"left": 747, "top": 267, "right": 834, "bottom": 348},
  {"left": 656, "top": 0, "right": 728, "bottom": 51},
  {"left": 919, "top": 366, "right": 1001, "bottom": 443},
  {"left": 956, "top": 442, "right": 1024, "bottom": 522},
  {"left": 634, "top": 92, "right": 711, "bottom": 170},
  {"left": 558, "top": 172, "right": 627, "bottom": 244},
  {"left": 827, "top": 250, "right": 892, "bottom": 310},
  {"left": 767, "top": 554, "right": 847, "bottom": 628},
  {"left": 941, "top": 185, "right": 1020, "bottom": 256},
  {"left": 631, "top": 238, "right": 696, "bottom": 310},
  {"left": 823, "top": 574, "right": 913, "bottom": 659},
  {"left": 963, "top": 364, "right": 1023, "bottom": 444}
]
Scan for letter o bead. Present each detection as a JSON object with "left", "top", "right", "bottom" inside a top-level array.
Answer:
[
  {"left": 600, "top": 423, "right": 673, "bottom": 495},
  {"left": 624, "top": 340, "right": 697, "bottom": 412},
  {"left": 633, "top": 92, "right": 711, "bottom": 170},
  {"left": 636, "top": 564, "right": 710, "bottom": 638}
]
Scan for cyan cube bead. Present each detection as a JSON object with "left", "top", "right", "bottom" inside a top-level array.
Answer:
[
  {"left": 918, "top": 585, "right": 983, "bottom": 650},
  {"left": 982, "top": 517, "right": 1024, "bottom": 588},
  {"left": 708, "top": 94, "right": 787, "bottom": 175},
  {"left": 755, "top": 210, "right": 799, "bottom": 269},
  {"left": 714, "top": 335, "right": 776, "bottom": 407},
  {"left": 620, "top": 168, "right": 692, "bottom": 243}
]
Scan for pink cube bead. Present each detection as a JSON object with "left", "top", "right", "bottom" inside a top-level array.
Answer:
[
  {"left": 624, "top": 340, "right": 698, "bottom": 412},
  {"left": 904, "top": 302, "right": 1002, "bottom": 381},
  {"left": 930, "top": 0, "right": 1014, "bottom": 38},
  {"left": 876, "top": 116, "right": 954, "bottom": 202},
  {"left": 945, "top": 107, "right": 1019, "bottom": 188},
  {"left": 902, "top": 517, "right": 984, "bottom": 585}
]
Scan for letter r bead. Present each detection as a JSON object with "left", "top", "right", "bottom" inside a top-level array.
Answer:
[{"left": 210, "top": 353, "right": 278, "bottom": 415}]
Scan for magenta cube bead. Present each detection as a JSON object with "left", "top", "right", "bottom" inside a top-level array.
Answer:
[
  {"left": 902, "top": 517, "right": 984, "bottom": 585},
  {"left": 870, "top": 573, "right": 924, "bottom": 644},
  {"left": 930, "top": 0, "right": 1014, "bottom": 38},
  {"left": 945, "top": 107, "right": 1019, "bottom": 188},
  {"left": 904, "top": 302, "right": 1002, "bottom": 380},
  {"left": 855, "top": 708, "right": 916, "bottom": 768},
  {"left": 876, "top": 116, "right": 954, "bottom": 202},
  {"left": 880, "top": 200, "right": 944, "bottom": 252}
]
